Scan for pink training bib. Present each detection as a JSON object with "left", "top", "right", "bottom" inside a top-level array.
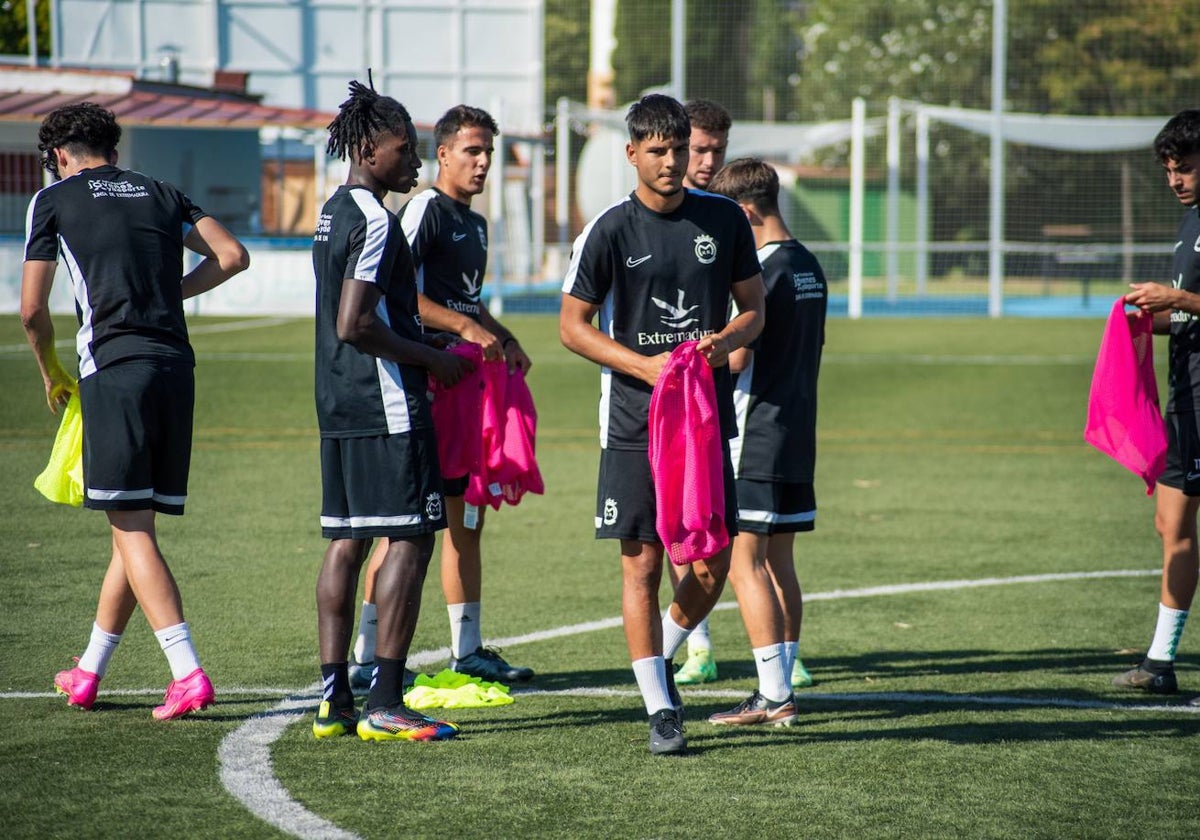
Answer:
[{"left": 1084, "top": 297, "right": 1167, "bottom": 495}]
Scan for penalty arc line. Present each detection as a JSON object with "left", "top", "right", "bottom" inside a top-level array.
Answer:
[{"left": 218, "top": 568, "right": 1171, "bottom": 840}]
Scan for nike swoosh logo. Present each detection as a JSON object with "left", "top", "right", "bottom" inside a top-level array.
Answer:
[
  {"left": 626, "top": 254, "right": 652, "bottom": 268},
  {"left": 759, "top": 654, "right": 781, "bottom": 662},
  {"left": 1187, "top": 471, "right": 1200, "bottom": 482},
  {"left": 452, "top": 232, "right": 467, "bottom": 242}
]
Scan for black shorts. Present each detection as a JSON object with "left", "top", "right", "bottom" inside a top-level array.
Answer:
[
  {"left": 79, "top": 360, "right": 194, "bottom": 515},
  {"left": 443, "top": 474, "right": 469, "bottom": 497},
  {"left": 320, "top": 428, "right": 447, "bottom": 540},
  {"left": 1159, "top": 412, "right": 1200, "bottom": 496},
  {"left": 735, "top": 478, "right": 816, "bottom": 534},
  {"left": 595, "top": 447, "right": 738, "bottom": 544}
]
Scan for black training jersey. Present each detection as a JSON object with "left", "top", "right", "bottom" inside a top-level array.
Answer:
[
  {"left": 24, "top": 164, "right": 206, "bottom": 378},
  {"left": 731, "top": 240, "right": 827, "bottom": 482},
  {"left": 400, "top": 187, "right": 488, "bottom": 322},
  {"left": 1168, "top": 205, "right": 1200, "bottom": 414},
  {"left": 563, "top": 189, "right": 761, "bottom": 451},
  {"left": 312, "top": 185, "right": 430, "bottom": 438}
]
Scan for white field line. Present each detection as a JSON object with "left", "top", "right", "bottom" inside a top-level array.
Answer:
[
  {"left": 207, "top": 568, "right": 1185, "bottom": 840},
  {"left": 823, "top": 353, "right": 1092, "bottom": 365}
]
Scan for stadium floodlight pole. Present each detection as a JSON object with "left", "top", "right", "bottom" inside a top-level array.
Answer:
[
  {"left": 670, "top": 0, "right": 685, "bottom": 101},
  {"left": 988, "top": 0, "right": 1007, "bottom": 318},
  {"left": 849, "top": 97, "right": 865, "bottom": 320},
  {"left": 886, "top": 96, "right": 901, "bottom": 302}
]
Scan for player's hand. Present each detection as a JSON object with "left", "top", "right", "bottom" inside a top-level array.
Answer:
[
  {"left": 503, "top": 339, "right": 532, "bottom": 374},
  {"left": 429, "top": 348, "right": 474, "bottom": 387},
  {"left": 426, "top": 331, "right": 462, "bottom": 350},
  {"left": 696, "top": 334, "right": 730, "bottom": 368},
  {"left": 43, "top": 364, "right": 76, "bottom": 415},
  {"left": 1125, "top": 282, "right": 1176, "bottom": 313},
  {"left": 460, "top": 321, "right": 502, "bottom": 361},
  {"left": 636, "top": 352, "right": 670, "bottom": 387}
]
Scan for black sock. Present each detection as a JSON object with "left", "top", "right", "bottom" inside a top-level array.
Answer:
[
  {"left": 320, "top": 662, "right": 353, "bottom": 708},
  {"left": 366, "top": 656, "right": 407, "bottom": 711}
]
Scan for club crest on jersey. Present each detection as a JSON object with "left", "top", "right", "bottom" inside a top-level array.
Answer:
[
  {"left": 425, "top": 493, "right": 444, "bottom": 522},
  {"left": 603, "top": 497, "right": 618, "bottom": 526},
  {"left": 477, "top": 225, "right": 488, "bottom": 250},
  {"left": 693, "top": 234, "right": 717, "bottom": 265}
]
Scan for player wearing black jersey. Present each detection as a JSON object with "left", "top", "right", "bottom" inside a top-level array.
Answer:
[
  {"left": 705, "top": 158, "right": 827, "bottom": 725},
  {"left": 312, "top": 81, "right": 472, "bottom": 743},
  {"left": 21, "top": 103, "right": 249, "bottom": 720},
  {"left": 350, "top": 105, "right": 534, "bottom": 688},
  {"left": 670, "top": 98, "right": 734, "bottom": 687},
  {"left": 560, "top": 94, "right": 765, "bottom": 754},
  {"left": 1119, "top": 110, "right": 1200, "bottom": 700}
]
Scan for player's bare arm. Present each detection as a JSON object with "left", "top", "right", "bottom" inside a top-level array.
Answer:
[
  {"left": 559, "top": 293, "right": 668, "bottom": 387},
  {"left": 1126, "top": 282, "right": 1200, "bottom": 334},
  {"left": 697, "top": 273, "right": 765, "bottom": 369},
  {"left": 19, "top": 259, "right": 75, "bottom": 412},
  {"left": 338, "top": 277, "right": 471, "bottom": 386},
  {"left": 181, "top": 217, "right": 250, "bottom": 300},
  {"left": 417, "top": 291, "right": 502, "bottom": 359}
]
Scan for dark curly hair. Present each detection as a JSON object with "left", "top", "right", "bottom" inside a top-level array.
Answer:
[
  {"left": 1154, "top": 109, "right": 1200, "bottom": 164},
  {"left": 326, "top": 78, "right": 413, "bottom": 162},
  {"left": 37, "top": 103, "right": 122, "bottom": 177}
]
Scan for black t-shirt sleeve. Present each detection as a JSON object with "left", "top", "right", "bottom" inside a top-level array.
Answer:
[
  {"left": 401, "top": 197, "right": 438, "bottom": 270},
  {"left": 563, "top": 221, "right": 614, "bottom": 305},
  {"left": 165, "top": 182, "right": 208, "bottom": 226},
  {"left": 24, "top": 191, "right": 59, "bottom": 261}
]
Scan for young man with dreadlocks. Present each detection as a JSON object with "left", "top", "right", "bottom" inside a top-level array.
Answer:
[
  {"left": 348, "top": 104, "right": 536, "bottom": 689},
  {"left": 311, "top": 80, "right": 473, "bottom": 742},
  {"left": 21, "top": 102, "right": 249, "bottom": 719}
]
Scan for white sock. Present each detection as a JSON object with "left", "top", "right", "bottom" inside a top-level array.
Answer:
[
  {"left": 661, "top": 611, "right": 691, "bottom": 662},
  {"left": 77, "top": 623, "right": 122, "bottom": 678},
  {"left": 753, "top": 643, "right": 791, "bottom": 703},
  {"left": 352, "top": 601, "right": 377, "bottom": 665},
  {"left": 632, "top": 656, "right": 673, "bottom": 716},
  {"left": 154, "top": 622, "right": 201, "bottom": 680},
  {"left": 688, "top": 616, "right": 712, "bottom": 654},
  {"left": 449, "top": 602, "right": 482, "bottom": 659},
  {"left": 1147, "top": 603, "right": 1190, "bottom": 661},
  {"left": 783, "top": 640, "right": 800, "bottom": 678}
]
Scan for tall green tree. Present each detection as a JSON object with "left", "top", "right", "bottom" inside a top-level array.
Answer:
[
  {"left": 544, "top": 0, "right": 590, "bottom": 115},
  {"left": 0, "top": 0, "right": 49, "bottom": 58}
]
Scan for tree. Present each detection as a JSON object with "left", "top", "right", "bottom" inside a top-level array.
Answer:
[
  {"left": 0, "top": 0, "right": 49, "bottom": 58},
  {"left": 544, "top": 0, "right": 590, "bottom": 115}
]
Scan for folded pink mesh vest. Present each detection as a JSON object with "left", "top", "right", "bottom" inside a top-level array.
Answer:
[
  {"left": 428, "top": 343, "right": 485, "bottom": 480},
  {"left": 464, "top": 359, "right": 544, "bottom": 510},
  {"left": 1084, "top": 297, "right": 1167, "bottom": 495},
  {"left": 648, "top": 340, "right": 729, "bottom": 564}
]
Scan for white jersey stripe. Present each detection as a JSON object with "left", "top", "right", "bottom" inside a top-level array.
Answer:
[
  {"left": 372, "top": 294, "right": 412, "bottom": 435},
  {"left": 88, "top": 487, "right": 154, "bottom": 501},
  {"left": 738, "top": 508, "right": 816, "bottom": 524},
  {"left": 730, "top": 353, "right": 754, "bottom": 476},
  {"left": 400, "top": 188, "right": 436, "bottom": 247},
  {"left": 321, "top": 514, "right": 423, "bottom": 529},
  {"left": 348, "top": 190, "right": 390, "bottom": 284},
  {"left": 153, "top": 492, "right": 187, "bottom": 506},
  {"left": 562, "top": 196, "right": 631, "bottom": 295},
  {"left": 58, "top": 237, "right": 98, "bottom": 378}
]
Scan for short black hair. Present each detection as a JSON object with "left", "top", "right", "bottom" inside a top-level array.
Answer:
[
  {"left": 685, "top": 99, "right": 732, "bottom": 134},
  {"left": 37, "top": 103, "right": 122, "bottom": 176},
  {"left": 326, "top": 79, "right": 413, "bottom": 162},
  {"left": 709, "top": 157, "right": 780, "bottom": 214},
  {"left": 435, "top": 105, "right": 499, "bottom": 149},
  {"left": 1154, "top": 109, "right": 1200, "bottom": 163},
  {"left": 626, "top": 94, "right": 690, "bottom": 144}
]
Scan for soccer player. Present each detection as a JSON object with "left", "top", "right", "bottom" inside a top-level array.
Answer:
[
  {"left": 21, "top": 102, "right": 249, "bottom": 719},
  {"left": 1119, "top": 109, "right": 1200, "bottom": 699},
  {"left": 669, "top": 98, "right": 733, "bottom": 686},
  {"left": 349, "top": 105, "right": 534, "bottom": 688},
  {"left": 559, "top": 94, "right": 765, "bottom": 754},
  {"left": 705, "top": 157, "right": 828, "bottom": 725},
  {"left": 311, "top": 80, "right": 472, "bottom": 742}
]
